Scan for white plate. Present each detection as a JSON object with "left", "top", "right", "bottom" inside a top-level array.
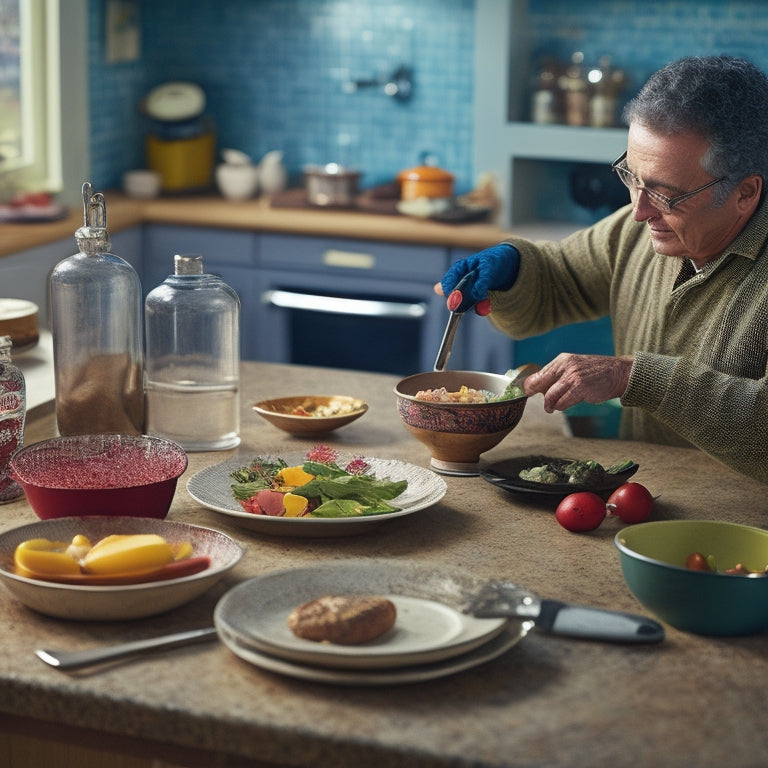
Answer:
[
  {"left": 187, "top": 455, "right": 447, "bottom": 537},
  {"left": 0, "top": 517, "right": 244, "bottom": 621},
  {"left": 213, "top": 560, "right": 512, "bottom": 670},
  {"left": 217, "top": 622, "right": 528, "bottom": 686}
]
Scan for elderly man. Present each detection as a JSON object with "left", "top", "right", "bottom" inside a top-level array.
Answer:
[{"left": 438, "top": 55, "right": 768, "bottom": 482}]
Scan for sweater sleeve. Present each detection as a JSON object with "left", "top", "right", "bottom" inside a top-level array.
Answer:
[
  {"left": 487, "top": 206, "right": 634, "bottom": 339},
  {"left": 624, "top": 352, "right": 768, "bottom": 483}
]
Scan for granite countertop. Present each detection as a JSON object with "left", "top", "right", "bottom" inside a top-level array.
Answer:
[
  {"left": 0, "top": 362, "right": 766, "bottom": 768},
  {"left": 0, "top": 192, "right": 581, "bottom": 258}
]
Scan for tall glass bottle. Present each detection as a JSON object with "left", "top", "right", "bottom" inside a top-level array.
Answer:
[
  {"left": 49, "top": 183, "right": 145, "bottom": 435},
  {"left": 0, "top": 336, "right": 25, "bottom": 503},
  {"left": 145, "top": 254, "right": 240, "bottom": 451}
]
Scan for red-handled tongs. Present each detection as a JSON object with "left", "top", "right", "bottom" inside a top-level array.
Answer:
[{"left": 433, "top": 270, "right": 491, "bottom": 371}]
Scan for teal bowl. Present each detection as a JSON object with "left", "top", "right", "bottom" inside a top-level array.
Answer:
[{"left": 615, "top": 520, "right": 768, "bottom": 636}]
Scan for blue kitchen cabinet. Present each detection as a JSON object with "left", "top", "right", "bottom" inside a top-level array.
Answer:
[
  {"left": 0, "top": 227, "right": 143, "bottom": 331},
  {"left": 142, "top": 225, "right": 260, "bottom": 359}
]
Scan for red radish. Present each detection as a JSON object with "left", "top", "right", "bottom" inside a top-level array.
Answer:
[
  {"left": 555, "top": 492, "right": 607, "bottom": 532},
  {"left": 256, "top": 489, "right": 287, "bottom": 516},
  {"left": 606, "top": 482, "right": 654, "bottom": 524}
]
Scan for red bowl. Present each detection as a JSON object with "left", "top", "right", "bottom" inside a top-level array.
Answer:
[{"left": 9, "top": 434, "right": 188, "bottom": 520}]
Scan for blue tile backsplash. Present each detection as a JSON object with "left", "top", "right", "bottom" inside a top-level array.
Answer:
[
  {"left": 88, "top": 0, "right": 475, "bottom": 192},
  {"left": 88, "top": 0, "right": 768, "bottom": 198}
]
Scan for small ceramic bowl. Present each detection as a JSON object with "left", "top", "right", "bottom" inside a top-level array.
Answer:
[
  {"left": 394, "top": 370, "right": 527, "bottom": 475},
  {"left": 615, "top": 520, "right": 768, "bottom": 636},
  {"left": 0, "top": 517, "right": 244, "bottom": 620},
  {"left": 215, "top": 163, "right": 259, "bottom": 200},
  {"left": 122, "top": 169, "right": 161, "bottom": 199},
  {"left": 252, "top": 395, "right": 368, "bottom": 436},
  {"left": 10, "top": 434, "right": 188, "bottom": 520}
]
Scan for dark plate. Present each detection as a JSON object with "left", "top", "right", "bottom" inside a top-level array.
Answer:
[{"left": 480, "top": 455, "right": 639, "bottom": 499}]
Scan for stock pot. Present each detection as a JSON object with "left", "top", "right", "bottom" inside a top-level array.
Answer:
[
  {"left": 398, "top": 165, "right": 454, "bottom": 200},
  {"left": 304, "top": 164, "right": 361, "bottom": 206}
]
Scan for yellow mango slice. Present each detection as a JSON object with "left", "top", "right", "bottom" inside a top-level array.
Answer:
[
  {"left": 170, "top": 541, "right": 194, "bottom": 560},
  {"left": 82, "top": 534, "right": 174, "bottom": 575},
  {"left": 275, "top": 465, "right": 315, "bottom": 488},
  {"left": 283, "top": 492, "right": 309, "bottom": 517},
  {"left": 14, "top": 538, "right": 82, "bottom": 578}
]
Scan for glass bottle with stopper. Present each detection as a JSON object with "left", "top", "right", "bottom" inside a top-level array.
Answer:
[{"left": 49, "top": 183, "right": 145, "bottom": 435}]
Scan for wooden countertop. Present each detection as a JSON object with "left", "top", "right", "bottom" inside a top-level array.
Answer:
[
  {"left": 1, "top": 193, "right": 580, "bottom": 258},
  {"left": 1, "top": 362, "right": 766, "bottom": 768}
]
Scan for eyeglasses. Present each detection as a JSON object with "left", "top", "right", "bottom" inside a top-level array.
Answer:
[{"left": 611, "top": 151, "right": 726, "bottom": 214}]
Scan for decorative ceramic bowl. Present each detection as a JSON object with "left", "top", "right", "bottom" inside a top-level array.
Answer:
[
  {"left": 615, "top": 520, "right": 768, "bottom": 636},
  {"left": 394, "top": 370, "right": 527, "bottom": 476},
  {"left": 252, "top": 395, "right": 368, "bottom": 435},
  {"left": 0, "top": 517, "right": 244, "bottom": 620},
  {"left": 10, "top": 434, "right": 188, "bottom": 520}
]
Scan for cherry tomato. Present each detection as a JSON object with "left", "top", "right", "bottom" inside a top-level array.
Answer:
[
  {"left": 555, "top": 492, "right": 606, "bottom": 532},
  {"left": 685, "top": 552, "right": 712, "bottom": 572},
  {"left": 606, "top": 482, "right": 654, "bottom": 524}
]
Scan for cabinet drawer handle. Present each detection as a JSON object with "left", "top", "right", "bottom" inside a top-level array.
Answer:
[
  {"left": 262, "top": 289, "right": 427, "bottom": 319},
  {"left": 322, "top": 249, "right": 375, "bottom": 269}
]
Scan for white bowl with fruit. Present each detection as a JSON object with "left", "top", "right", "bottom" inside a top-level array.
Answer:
[{"left": 0, "top": 517, "right": 244, "bottom": 620}]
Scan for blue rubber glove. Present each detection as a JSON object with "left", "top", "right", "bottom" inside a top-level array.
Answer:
[{"left": 441, "top": 244, "right": 520, "bottom": 313}]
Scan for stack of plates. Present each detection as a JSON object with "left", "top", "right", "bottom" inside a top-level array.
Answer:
[
  {"left": 0, "top": 299, "right": 39, "bottom": 351},
  {"left": 213, "top": 560, "right": 529, "bottom": 685}
]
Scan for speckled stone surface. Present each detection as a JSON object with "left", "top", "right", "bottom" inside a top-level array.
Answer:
[{"left": 1, "top": 362, "right": 767, "bottom": 767}]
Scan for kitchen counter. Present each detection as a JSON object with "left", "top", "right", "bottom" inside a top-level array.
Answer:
[
  {"left": 1, "top": 362, "right": 767, "bottom": 768},
  {"left": 0, "top": 193, "right": 581, "bottom": 259}
]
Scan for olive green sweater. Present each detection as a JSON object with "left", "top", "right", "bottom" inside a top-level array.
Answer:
[{"left": 490, "top": 199, "right": 768, "bottom": 483}]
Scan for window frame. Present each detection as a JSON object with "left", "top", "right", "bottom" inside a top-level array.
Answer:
[{"left": 0, "top": 0, "right": 62, "bottom": 192}]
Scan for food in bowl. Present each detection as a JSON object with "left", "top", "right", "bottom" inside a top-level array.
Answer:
[
  {"left": 414, "top": 383, "right": 523, "bottom": 404},
  {"left": 615, "top": 519, "right": 768, "bottom": 636},
  {"left": 9, "top": 434, "right": 188, "bottom": 520},
  {"left": 13, "top": 532, "right": 208, "bottom": 584},
  {"left": 0, "top": 516, "right": 244, "bottom": 620},
  {"left": 229, "top": 446, "right": 407, "bottom": 518},
  {"left": 284, "top": 397, "right": 364, "bottom": 417},
  {"left": 394, "top": 370, "right": 527, "bottom": 475},
  {"left": 253, "top": 395, "right": 368, "bottom": 435}
]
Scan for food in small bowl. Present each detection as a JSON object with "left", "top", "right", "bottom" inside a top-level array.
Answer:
[
  {"left": 615, "top": 520, "right": 768, "bottom": 636},
  {"left": 252, "top": 395, "right": 368, "bottom": 435},
  {"left": 0, "top": 516, "right": 244, "bottom": 620},
  {"left": 394, "top": 370, "right": 527, "bottom": 475},
  {"left": 9, "top": 434, "right": 188, "bottom": 520}
]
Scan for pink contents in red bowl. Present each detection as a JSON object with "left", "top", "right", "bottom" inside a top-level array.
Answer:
[{"left": 9, "top": 435, "right": 188, "bottom": 520}]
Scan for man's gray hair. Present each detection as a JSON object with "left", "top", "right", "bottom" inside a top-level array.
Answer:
[{"left": 623, "top": 55, "right": 768, "bottom": 204}]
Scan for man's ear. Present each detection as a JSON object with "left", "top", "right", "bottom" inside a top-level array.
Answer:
[{"left": 735, "top": 174, "right": 763, "bottom": 212}]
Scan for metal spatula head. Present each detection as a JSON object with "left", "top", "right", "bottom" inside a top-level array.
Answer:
[{"left": 464, "top": 581, "right": 540, "bottom": 618}]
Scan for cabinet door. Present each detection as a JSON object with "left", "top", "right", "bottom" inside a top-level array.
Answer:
[
  {"left": 142, "top": 224, "right": 258, "bottom": 295},
  {"left": 110, "top": 227, "right": 143, "bottom": 276},
  {"left": 0, "top": 238, "right": 72, "bottom": 328}
]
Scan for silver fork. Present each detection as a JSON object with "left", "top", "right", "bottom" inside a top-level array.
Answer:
[{"left": 35, "top": 626, "right": 218, "bottom": 671}]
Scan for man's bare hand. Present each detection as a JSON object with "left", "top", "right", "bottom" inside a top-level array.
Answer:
[{"left": 523, "top": 353, "right": 634, "bottom": 413}]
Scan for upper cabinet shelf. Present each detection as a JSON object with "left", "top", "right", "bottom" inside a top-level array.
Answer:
[{"left": 473, "top": 0, "right": 629, "bottom": 227}]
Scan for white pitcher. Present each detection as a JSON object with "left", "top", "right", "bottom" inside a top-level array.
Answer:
[{"left": 258, "top": 150, "right": 287, "bottom": 194}]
